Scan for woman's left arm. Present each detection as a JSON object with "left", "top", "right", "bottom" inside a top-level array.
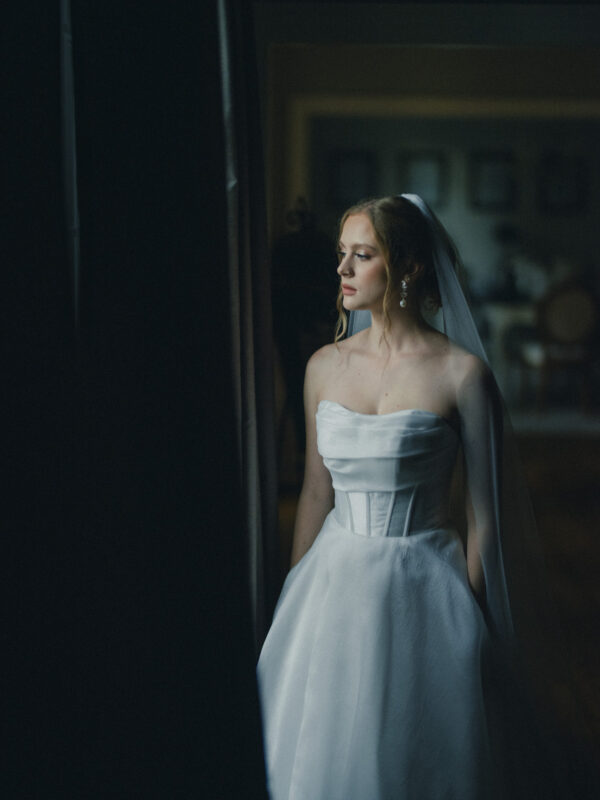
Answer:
[{"left": 455, "top": 355, "right": 504, "bottom": 608}]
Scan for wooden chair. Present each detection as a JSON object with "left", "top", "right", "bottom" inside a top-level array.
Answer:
[{"left": 517, "top": 279, "right": 598, "bottom": 412}]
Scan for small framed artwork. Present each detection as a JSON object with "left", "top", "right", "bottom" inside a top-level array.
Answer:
[
  {"left": 468, "top": 152, "right": 517, "bottom": 212},
  {"left": 537, "top": 153, "right": 589, "bottom": 214},
  {"left": 398, "top": 151, "right": 448, "bottom": 208},
  {"left": 328, "top": 150, "right": 376, "bottom": 207}
]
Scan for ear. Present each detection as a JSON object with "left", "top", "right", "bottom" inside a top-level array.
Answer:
[{"left": 404, "top": 262, "right": 424, "bottom": 282}]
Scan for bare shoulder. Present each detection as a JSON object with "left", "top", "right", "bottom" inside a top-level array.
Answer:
[
  {"left": 304, "top": 341, "right": 341, "bottom": 399},
  {"left": 306, "top": 341, "right": 340, "bottom": 376},
  {"left": 306, "top": 329, "right": 368, "bottom": 372},
  {"left": 445, "top": 343, "right": 495, "bottom": 396},
  {"left": 305, "top": 331, "right": 370, "bottom": 398}
]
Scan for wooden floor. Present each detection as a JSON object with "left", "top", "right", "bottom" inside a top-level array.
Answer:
[
  {"left": 276, "top": 430, "right": 600, "bottom": 761},
  {"left": 518, "top": 434, "right": 600, "bottom": 755}
]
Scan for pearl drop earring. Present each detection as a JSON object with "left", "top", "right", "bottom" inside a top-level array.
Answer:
[{"left": 399, "top": 277, "right": 410, "bottom": 308}]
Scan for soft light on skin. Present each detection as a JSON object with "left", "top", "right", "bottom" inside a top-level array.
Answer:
[{"left": 337, "top": 214, "right": 388, "bottom": 313}]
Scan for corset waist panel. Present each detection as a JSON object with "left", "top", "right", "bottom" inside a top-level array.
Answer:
[{"left": 333, "top": 488, "right": 451, "bottom": 538}]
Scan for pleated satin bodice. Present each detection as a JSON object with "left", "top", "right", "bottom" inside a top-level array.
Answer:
[{"left": 317, "top": 400, "right": 459, "bottom": 538}]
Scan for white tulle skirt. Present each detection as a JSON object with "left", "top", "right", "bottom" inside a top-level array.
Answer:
[{"left": 257, "top": 512, "right": 505, "bottom": 800}]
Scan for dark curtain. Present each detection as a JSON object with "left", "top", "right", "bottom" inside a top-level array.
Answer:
[
  {"left": 7, "top": 2, "right": 268, "bottom": 796},
  {"left": 218, "top": 0, "right": 279, "bottom": 648},
  {"left": 6, "top": 2, "right": 76, "bottom": 791}
]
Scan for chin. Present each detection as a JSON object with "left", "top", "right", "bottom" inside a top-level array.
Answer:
[{"left": 342, "top": 297, "right": 361, "bottom": 311}]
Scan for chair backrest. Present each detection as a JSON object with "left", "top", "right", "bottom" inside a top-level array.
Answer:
[{"left": 537, "top": 280, "right": 599, "bottom": 345}]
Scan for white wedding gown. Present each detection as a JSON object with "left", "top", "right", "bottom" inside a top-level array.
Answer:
[{"left": 258, "top": 400, "right": 507, "bottom": 800}]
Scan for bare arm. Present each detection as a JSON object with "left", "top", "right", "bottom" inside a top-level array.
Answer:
[
  {"left": 456, "top": 356, "right": 503, "bottom": 606},
  {"left": 464, "top": 482, "right": 486, "bottom": 604},
  {"left": 289, "top": 352, "right": 335, "bottom": 568}
]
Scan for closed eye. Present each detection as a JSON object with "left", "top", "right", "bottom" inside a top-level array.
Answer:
[{"left": 337, "top": 249, "right": 370, "bottom": 261}]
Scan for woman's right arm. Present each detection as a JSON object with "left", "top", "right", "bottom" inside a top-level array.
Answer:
[{"left": 289, "top": 351, "right": 335, "bottom": 569}]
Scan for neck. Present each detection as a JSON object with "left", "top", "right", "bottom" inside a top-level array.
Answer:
[{"left": 366, "top": 303, "right": 429, "bottom": 354}]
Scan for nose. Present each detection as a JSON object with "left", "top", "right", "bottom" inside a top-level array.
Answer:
[{"left": 337, "top": 255, "right": 353, "bottom": 276}]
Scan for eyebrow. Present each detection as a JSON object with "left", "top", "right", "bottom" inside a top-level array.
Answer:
[{"left": 338, "top": 240, "right": 377, "bottom": 250}]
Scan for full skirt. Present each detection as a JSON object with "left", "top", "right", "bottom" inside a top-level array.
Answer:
[{"left": 257, "top": 512, "right": 505, "bottom": 800}]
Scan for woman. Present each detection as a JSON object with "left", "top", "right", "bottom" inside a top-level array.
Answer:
[{"left": 257, "top": 195, "right": 580, "bottom": 799}]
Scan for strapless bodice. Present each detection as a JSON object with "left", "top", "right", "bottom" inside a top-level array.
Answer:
[{"left": 317, "top": 400, "right": 459, "bottom": 538}]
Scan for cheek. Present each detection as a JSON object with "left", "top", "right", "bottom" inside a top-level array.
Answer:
[{"left": 363, "top": 263, "right": 387, "bottom": 289}]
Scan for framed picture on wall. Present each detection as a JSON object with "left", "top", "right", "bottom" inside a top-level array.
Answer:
[
  {"left": 537, "top": 153, "right": 589, "bottom": 214},
  {"left": 328, "top": 150, "right": 376, "bottom": 207},
  {"left": 468, "top": 152, "right": 517, "bottom": 211},
  {"left": 398, "top": 151, "right": 448, "bottom": 208}
]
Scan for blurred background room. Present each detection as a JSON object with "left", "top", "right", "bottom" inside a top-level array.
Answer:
[{"left": 254, "top": 0, "right": 600, "bottom": 758}]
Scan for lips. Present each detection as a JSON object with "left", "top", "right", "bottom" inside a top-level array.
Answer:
[{"left": 341, "top": 284, "right": 357, "bottom": 295}]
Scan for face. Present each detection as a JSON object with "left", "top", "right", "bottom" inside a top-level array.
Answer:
[{"left": 337, "top": 214, "right": 388, "bottom": 311}]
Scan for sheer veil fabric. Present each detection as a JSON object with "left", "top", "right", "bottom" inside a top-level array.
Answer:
[
  {"left": 347, "top": 195, "right": 597, "bottom": 795},
  {"left": 348, "top": 194, "right": 513, "bottom": 648}
]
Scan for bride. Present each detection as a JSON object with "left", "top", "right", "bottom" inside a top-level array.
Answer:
[{"left": 257, "top": 195, "right": 582, "bottom": 799}]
